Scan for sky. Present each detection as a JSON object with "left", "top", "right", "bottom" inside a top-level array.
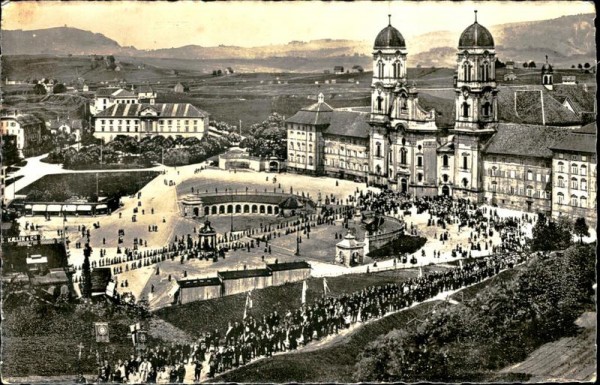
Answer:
[{"left": 2, "top": 1, "right": 595, "bottom": 49}]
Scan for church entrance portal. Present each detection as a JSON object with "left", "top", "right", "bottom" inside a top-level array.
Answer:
[
  {"left": 401, "top": 178, "right": 408, "bottom": 193},
  {"left": 442, "top": 185, "right": 450, "bottom": 196}
]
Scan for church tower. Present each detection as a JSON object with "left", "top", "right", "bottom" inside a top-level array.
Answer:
[
  {"left": 541, "top": 55, "right": 554, "bottom": 90},
  {"left": 453, "top": 11, "right": 498, "bottom": 202},
  {"left": 369, "top": 15, "right": 408, "bottom": 186}
]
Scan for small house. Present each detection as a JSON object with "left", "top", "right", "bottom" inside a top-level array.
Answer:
[
  {"left": 173, "top": 82, "right": 190, "bottom": 93},
  {"left": 176, "top": 277, "right": 222, "bottom": 304}
]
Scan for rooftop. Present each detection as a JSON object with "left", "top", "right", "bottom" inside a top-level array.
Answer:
[
  {"left": 177, "top": 277, "right": 221, "bottom": 288},
  {"left": 218, "top": 268, "right": 272, "bottom": 280},
  {"left": 266, "top": 261, "right": 311, "bottom": 271},
  {"left": 95, "top": 103, "right": 208, "bottom": 118},
  {"left": 324, "top": 110, "right": 370, "bottom": 139},
  {"left": 484, "top": 123, "right": 571, "bottom": 159}
]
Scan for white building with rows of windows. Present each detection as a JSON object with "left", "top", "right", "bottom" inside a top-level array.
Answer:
[{"left": 93, "top": 103, "right": 209, "bottom": 142}]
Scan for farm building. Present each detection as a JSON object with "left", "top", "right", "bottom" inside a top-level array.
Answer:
[
  {"left": 267, "top": 261, "right": 311, "bottom": 286},
  {"left": 334, "top": 66, "right": 344, "bottom": 74},
  {"left": 0, "top": 113, "right": 44, "bottom": 156},
  {"left": 218, "top": 268, "right": 272, "bottom": 297},
  {"left": 173, "top": 82, "right": 190, "bottom": 93},
  {"left": 175, "top": 277, "right": 221, "bottom": 304}
]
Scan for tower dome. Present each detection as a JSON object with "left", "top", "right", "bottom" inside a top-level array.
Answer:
[
  {"left": 374, "top": 15, "right": 406, "bottom": 49},
  {"left": 458, "top": 12, "right": 494, "bottom": 49},
  {"left": 541, "top": 56, "right": 553, "bottom": 73}
]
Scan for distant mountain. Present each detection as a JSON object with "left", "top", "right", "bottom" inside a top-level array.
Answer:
[{"left": 2, "top": 13, "right": 595, "bottom": 69}]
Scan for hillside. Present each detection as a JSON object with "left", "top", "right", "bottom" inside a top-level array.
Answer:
[{"left": 2, "top": 13, "right": 595, "bottom": 69}]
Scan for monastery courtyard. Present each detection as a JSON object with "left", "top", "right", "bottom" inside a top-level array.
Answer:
[{"left": 15, "top": 163, "right": 550, "bottom": 310}]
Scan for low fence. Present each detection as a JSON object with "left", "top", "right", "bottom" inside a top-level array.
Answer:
[{"left": 364, "top": 216, "right": 405, "bottom": 253}]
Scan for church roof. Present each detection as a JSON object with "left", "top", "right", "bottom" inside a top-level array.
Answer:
[
  {"left": 324, "top": 111, "right": 370, "bottom": 139},
  {"left": 95, "top": 103, "right": 208, "bottom": 118},
  {"left": 279, "top": 196, "right": 304, "bottom": 209},
  {"left": 374, "top": 24, "right": 406, "bottom": 49},
  {"left": 497, "top": 87, "right": 581, "bottom": 126},
  {"left": 573, "top": 121, "right": 596, "bottom": 134},
  {"left": 458, "top": 22, "right": 495, "bottom": 49},
  {"left": 484, "top": 123, "right": 571, "bottom": 159}
]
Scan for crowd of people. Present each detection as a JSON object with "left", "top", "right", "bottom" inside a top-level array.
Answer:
[{"left": 94, "top": 251, "right": 528, "bottom": 383}]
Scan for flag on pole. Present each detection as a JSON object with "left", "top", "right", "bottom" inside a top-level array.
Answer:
[
  {"left": 459, "top": 259, "right": 463, "bottom": 269},
  {"left": 243, "top": 291, "right": 253, "bottom": 319},
  {"left": 419, "top": 266, "right": 423, "bottom": 278},
  {"left": 323, "top": 278, "right": 330, "bottom": 296},
  {"left": 301, "top": 280, "right": 307, "bottom": 304},
  {"left": 94, "top": 322, "right": 109, "bottom": 343}
]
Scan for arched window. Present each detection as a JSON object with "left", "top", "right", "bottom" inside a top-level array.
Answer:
[
  {"left": 289, "top": 153, "right": 294, "bottom": 163},
  {"left": 571, "top": 164, "right": 578, "bottom": 174},
  {"left": 401, "top": 138, "right": 406, "bottom": 145},
  {"left": 416, "top": 156, "right": 423, "bottom": 167},
  {"left": 377, "top": 61, "right": 384, "bottom": 78},
  {"left": 571, "top": 177, "right": 578, "bottom": 189},
  {"left": 443, "top": 155, "right": 449, "bottom": 168},
  {"left": 462, "top": 102, "right": 470, "bottom": 118},
  {"left": 462, "top": 155, "right": 468, "bottom": 170},
  {"left": 376, "top": 142, "right": 382, "bottom": 158},
  {"left": 400, "top": 148, "right": 407, "bottom": 164},
  {"left": 462, "top": 178, "right": 468, "bottom": 188},
  {"left": 482, "top": 102, "right": 491, "bottom": 117},
  {"left": 491, "top": 181, "right": 497, "bottom": 192},
  {"left": 580, "top": 196, "right": 587, "bottom": 207},
  {"left": 480, "top": 61, "right": 490, "bottom": 81},
  {"left": 557, "top": 161, "right": 564, "bottom": 172},
  {"left": 388, "top": 151, "right": 392, "bottom": 163},
  {"left": 442, "top": 174, "right": 449, "bottom": 182},
  {"left": 580, "top": 165, "right": 587, "bottom": 176},
  {"left": 491, "top": 166, "right": 497, "bottom": 176},
  {"left": 581, "top": 179, "right": 587, "bottom": 191},
  {"left": 463, "top": 62, "right": 472, "bottom": 81},
  {"left": 557, "top": 176, "right": 564, "bottom": 187},
  {"left": 570, "top": 195, "right": 578, "bottom": 206},
  {"left": 377, "top": 95, "right": 383, "bottom": 111},
  {"left": 401, "top": 97, "right": 408, "bottom": 111},
  {"left": 308, "top": 156, "right": 313, "bottom": 166},
  {"left": 557, "top": 192, "right": 564, "bottom": 204},
  {"left": 375, "top": 165, "right": 382, "bottom": 175},
  {"left": 393, "top": 60, "right": 402, "bottom": 78},
  {"left": 526, "top": 185, "right": 533, "bottom": 197},
  {"left": 527, "top": 170, "right": 533, "bottom": 181},
  {"left": 417, "top": 173, "right": 423, "bottom": 182}
]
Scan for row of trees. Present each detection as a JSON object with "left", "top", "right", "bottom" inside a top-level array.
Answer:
[
  {"left": 45, "top": 133, "right": 235, "bottom": 169},
  {"left": 354, "top": 241, "right": 596, "bottom": 382}
]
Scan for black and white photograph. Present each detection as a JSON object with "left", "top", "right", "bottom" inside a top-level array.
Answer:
[{"left": 0, "top": 1, "right": 597, "bottom": 383}]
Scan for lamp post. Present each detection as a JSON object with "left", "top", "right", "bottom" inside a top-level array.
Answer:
[{"left": 295, "top": 236, "right": 300, "bottom": 256}]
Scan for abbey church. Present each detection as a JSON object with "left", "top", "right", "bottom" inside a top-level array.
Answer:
[{"left": 286, "top": 14, "right": 596, "bottom": 226}]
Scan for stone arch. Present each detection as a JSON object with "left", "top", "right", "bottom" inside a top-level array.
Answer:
[
  {"left": 274, "top": 206, "right": 280, "bottom": 215},
  {"left": 227, "top": 205, "right": 233, "bottom": 214},
  {"left": 244, "top": 204, "right": 250, "bottom": 213},
  {"left": 219, "top": 205, "right": 225, "bottom": 214},
  {"left": 204, "top": 206, "right": 210, "bottom": 216},
  {"left": 211, "top": 206, "right": 217, "bottom": 215},
  {"left": 252, "top": 205, "right": 258, "bottom": 214},
  {"left": 267, "top": 206, "right": 273, "bottom": 214},
  {"left": 235, "top": 204, "right": 242, "bottom": 213}
]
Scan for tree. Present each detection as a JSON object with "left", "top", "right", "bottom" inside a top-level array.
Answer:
[
  {"left": 528, "top": 61, "right": 536, "bottom": 68},
  {"left": 583, "top": 62, "right": 590, "bottom": 69},
  {"left": 530, "top": 213, "right": 572, "bottom": 251},
  {"left": 82, "top": 244, "right": 93, "bottom": 298},
  {"left": 523, "top": 62, "right": 528, "bottom": 68},
  {"left": 1, "top": 135, "right": 21, "bottom": 166},
  {"left": 53, "top": 83, "right": 67, "bottom": 94},
  {"left": 494, "top": 58, "right": 506, "bottom": 68},
  {"left": 571, "top": 64, "right": 576, "bottom": 69},
  {"left": 577, "top": 63, "right": 583, "bottom": 69},
  {"left": 573, "top": 217, "right": 590, "bottom": 243},
  {"left": 33, "top": 83, "right": 47, "bottom": 95}
]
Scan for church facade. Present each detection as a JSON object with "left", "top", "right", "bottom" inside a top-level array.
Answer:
[{"left": 285, "top": 14, "right": 596, "bottom": 225}]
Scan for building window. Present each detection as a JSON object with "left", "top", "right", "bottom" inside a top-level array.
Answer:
[
  {"left": 571, "top": 195, "right": 578, "bottom": 206},
  {"left": 462, "top": 102, "right": 470, "bottom": 118},
  {"left": 375, "top": 165, "right": 381, "bottom": 175},
  {"left": 527, "top": 170, "right": 533, "bottom": 181},
  {"left": 571, "top": 178, "right": 578, "bottom": 189},
  {"left": 480, "top": 61, "right": 490, "bottom": 82},
  {"left": 393, "top": 60, "right": 401, "bottom": 78},
  {"left": 389, "top": 169, "right": 394, "bottom": 179},
  {"left": 580, "top": 165, "right": 587, "bottom": 176},
  {"left": 462, "top": 178, "right": 468, "bottom": 188},
  {"left": 377, "top": 95, "right": 384, "bottom": 111},
  {"left": 442, "top": 174, "right": 449, "bottom": 183},
  {"left": 581, "top": 179, "right": 587, "bottom": 191},
  {"left": 308, "top": 156, "right": 313, "bottom": 166},
  {"left": 491, "top": 181, "right": 497, "bottom": 192},
  {"left": 376, "top": 142, "right": 382, "bottom": 158},
  {"left": 378, "top": 61, "right": 384, "bottom": 78},
  {"left": 571, "top": 164, "right": 578, "bottom": 174},
  {"left": 462, "top": 155, "right": 468, "bottom": 170},
  {"left": 557, "top": 161, "right": 564, "bottom": 172},
  {"left": 580, "top": 196, "right": 587, "bottom": 208},
  {"left": 462, "top": 62, "right": 472, "bottom": 81},
  {"left": 388, "top": 151, "right": 392, "bottom": 163},
  {"left": 510, "top": 170, "right": 516, "bottom": 179},
  {"left": 526, "top": 186, "right": 533, "bottom": 197},
  {"left": 482, "top": 102, "right": 492, "bottom": 117},
  {"left": 417, "top": 173, "right": 423, "bottom": 182},
  {"left": 557, "top": 192, "right": 564, "bottom": 204},
  {"left": 400, "top": 148, "right": 407, "bottom": 165},
  {"left": 443, "top": 155, "right": 449, "bottom": 168},
  {"left": 557, "top": 176, "right": 564, "bottom": 188},
  {"left": 491, "top": 166, "right": 497, "bottom": 176},
  {"left": 417, "top": 156, "right": 423, "bottom": 167}
]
